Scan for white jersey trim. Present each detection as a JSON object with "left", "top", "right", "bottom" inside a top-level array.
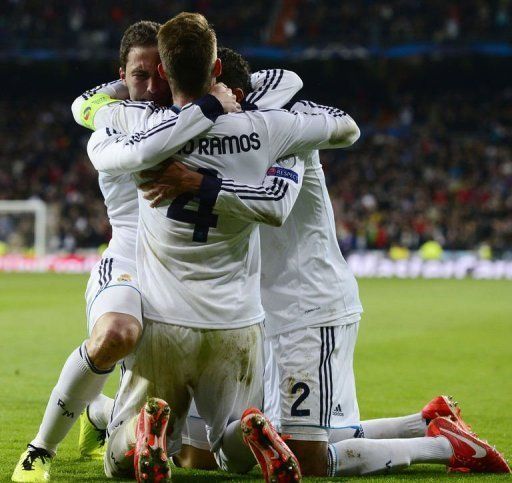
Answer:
[
  {"left": 141, "top": 310, "right": 265, "bottom": 330},
  {"left": 264, "top": 311, "right": 362, "bottom": 337}
]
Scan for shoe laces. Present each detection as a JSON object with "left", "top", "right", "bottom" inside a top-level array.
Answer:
[
  {"left": 22, "top": 445, "right": 52, "bottom": 470},
  {"left": 96, "top": 429, "right": 107, "bottom": 447}
]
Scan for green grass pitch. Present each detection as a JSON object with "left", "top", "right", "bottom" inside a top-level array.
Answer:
[{"left": 0, "top": 273, "right": 511, "bottom": 482}]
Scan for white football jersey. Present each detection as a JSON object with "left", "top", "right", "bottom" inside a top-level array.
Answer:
[
  {"left": 71, "top": 71, "right": 302, "bottom": 262},
  {"left": 259, "top": 149, "right": 363, "bottom": 336},
  {"left": 87, "top": 105, "right": 360, "bottom": 329},
  {"left": 96, "top": 172, "right": 138, "bottom": 262},
  {"left": 211, "top": 101, "right": 363, "bottom": 336},
  {"left": 72, "top": 80, "right": 214, "bottom": 260}
]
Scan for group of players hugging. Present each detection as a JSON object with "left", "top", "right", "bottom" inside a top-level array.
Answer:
[{"left": 12, "top": 11, "right": 510, "bottom": 483}]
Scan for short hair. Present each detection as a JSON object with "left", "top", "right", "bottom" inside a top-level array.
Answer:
[
  {"left": 158, "top": 12, "right": 217, "bottom": 98},
  {"left": 217, "top": 47, "right": 252, "bottom": 95},
  {"left": 119, "top": 20, "right": 161, "bottom": 70}
]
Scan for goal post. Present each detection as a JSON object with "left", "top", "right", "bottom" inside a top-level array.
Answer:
[{"left": 0, "top": 200, "right": 47, "bottom": 257}]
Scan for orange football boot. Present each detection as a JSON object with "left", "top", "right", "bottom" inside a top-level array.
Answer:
[
  {"left": 133, "top": 398, "right": 171, "bottom": 482},
  {"left": 427, "top": 416, "right": 510, "bottom": 473},
  {"left": 241, "top": 407, "right": 302, "bottom": 482},
  {"left": 422, "top": 395, "right": 472, "bottom": 432}
]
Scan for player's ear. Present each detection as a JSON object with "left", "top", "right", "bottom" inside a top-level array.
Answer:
[
  {"left": 212, "top": 58, "right": 222, "bottom": 78},
  {"left": 119, "top": 67, "right": 126, "bottom": 83},
  {"left": 157, "top": 63, "right": 168, "bottom": 81},
  {"left": 233, "top": 88, "right": 244, "bottom": 103}
]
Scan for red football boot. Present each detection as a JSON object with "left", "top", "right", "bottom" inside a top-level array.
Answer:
[
  {"left": 422, "top": 395, "right": 471, "bottom": 432},
  {"left": 241, "top": 407, "right": 302, "bottom": 482},
  {"left": 427, "top": 416, "right": 511, "bottom": 473},
  {"left": 133, "top": 398, "right": 171, "bottom": 482}
]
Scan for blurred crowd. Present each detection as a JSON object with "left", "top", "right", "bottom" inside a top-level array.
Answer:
[
  {"left": 281, "top": 0, "right": 512, "bottom": 46},
  {"left": 0, "top": 101, "right": 109, "bottom": 253},
  {"left": 1, "top": 0, "right": 272, "bottom": 51},
  {"left": 1, "top": 86, "right": 511, "bottom": 255},
  {"left": 2, "top": 0, "right": 512, "bottom": 52},
  {"left": 325, "top": 87, "right": 512, "bottom": 255}
]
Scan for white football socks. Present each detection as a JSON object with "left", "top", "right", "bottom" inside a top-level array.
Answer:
[
  {"left": 30, "top": 342, "right": 113, "bottom": 454},
  {"left": 215, "top": 420, "right": 255, "bottom": 474},
  {"left": 328, "top": 436, "right": 453, "bottom": 476},
  {"left": 104, "top": 414, "right": 137, "bottom": 478},
  {"left": 329, "top": 413, "right": 426, "bottom": 442},
  {"left": 88, "top": 393, "right": 114, "bottom": 430}
]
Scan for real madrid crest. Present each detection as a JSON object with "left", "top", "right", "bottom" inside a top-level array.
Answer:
[
  {"left": 277, "top": 155, "right": 297, "bottom": 169},
  {"left": 117, "top": 273, "right": 133, "bottom": 282}
]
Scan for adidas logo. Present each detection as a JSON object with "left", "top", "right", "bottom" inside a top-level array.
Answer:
[{"left": 332, "top": 404, "right": 344, "bottom": 416}]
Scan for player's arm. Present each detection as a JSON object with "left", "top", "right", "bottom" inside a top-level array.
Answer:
[
  {"left": 71, "top": 80, "right": 186, "bottom": 135},
  {"left": 70, "top": 80, "right": 145, "bottom": 132},
  {"left": 140, "top": 156, "right": 305, "bottom": 227},
  {"left": 212, "top": 155, "right": 304, "bottom": 226},
  {"left": 86, "top": 96, "right": 224, "bottom": 175},
  {"left": 245, "top": 69, "right": 303, "bottom": 109},
  {"left": 72, "top": 80, "right": 240, "bottom": 135},
  {"left": 266, "top": 102, "right": 360, "bottom": 160}
]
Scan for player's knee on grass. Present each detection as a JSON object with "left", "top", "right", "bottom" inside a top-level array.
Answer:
[
  {"left": 173, "top": 444, "right": 218, "bottom": 470},
  {"left": 87, "top": 312, "right": 142, "bottom": 370},
  {"left": 286, "top": 439, "right": 328, "bottom": 476},
  {"left": 215, "top": 447, "right": 255, "bottom": 475}
]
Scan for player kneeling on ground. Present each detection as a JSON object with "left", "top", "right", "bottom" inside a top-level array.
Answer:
[{"left": 138, "top": 47, "right": 511, "bottom": 477}]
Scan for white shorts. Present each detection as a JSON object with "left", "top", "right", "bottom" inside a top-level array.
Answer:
[
  {"left": 181, "top": 333, "right": 280, "bottom": 452},
  {"left": 180, "top": 322, "right": 359, "bottom": 448},
  {"left": 267, "top": 321, "right": 360, "bottom": 442},
  {"left": 105, "top": 320, "right": 264, "bottom": 476},
  {"left": 181, "top": 400, "right": 210, "bottom": 451},
  {"left": 85, "top": 257, "right": 142, "bottom": 334},
  {"left": 263, "top": 336, "right": 280, "bottom": 428}
]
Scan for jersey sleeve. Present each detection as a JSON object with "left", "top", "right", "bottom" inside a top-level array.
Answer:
[
  {"left": 265, "top": 103, "right": 360, "bottom": 161},
  {"left": 71, "top": 81, "right": 174, "bottom": 135},
  {"left": 87, "top": 96, "right": 224, "bottom": 175},
  {"left": 71, "top": 79, "right": 146, "bottom": 133},
  {"left": 246, "top": 69, "right": 303, "bottom": 109},
  {"left": 203, "top": 154, "right": 304, "bottom": 227}
]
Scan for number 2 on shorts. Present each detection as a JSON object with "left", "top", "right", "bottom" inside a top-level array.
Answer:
[{"left": 290, "top": 382, "right": 311, "bottom": 416}]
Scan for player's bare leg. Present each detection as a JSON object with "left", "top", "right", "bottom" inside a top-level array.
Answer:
[
  {"left": 173, "top": 445, "right": 217, "bottom": 470},
  {"left": 86, "top": 312, "right": 142, "bottom": 370},
  {"left": 286, "top": 440, "right": 327, "bottom": 476}
]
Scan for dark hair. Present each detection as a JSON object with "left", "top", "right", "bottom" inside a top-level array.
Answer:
[
  {"left": 217, "top": 47, "right": 252, "bottom": 95},
  {"left": 119, "top": 20, "right": 161, "bottom": 70},
  {"left": 158, "top": 12, "right": 217, "bottom": 98}
]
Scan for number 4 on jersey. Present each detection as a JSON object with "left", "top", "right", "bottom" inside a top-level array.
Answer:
[{"left": 166, "top": 168, "right": 219, "bottom": 243}]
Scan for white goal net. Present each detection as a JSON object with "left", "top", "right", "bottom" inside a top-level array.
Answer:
[{"left": 0, "top": 200, "right": 47, "bottom": 257}]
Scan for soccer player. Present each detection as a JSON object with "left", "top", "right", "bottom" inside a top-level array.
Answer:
[
  {"left": 85, "top": 12, "right": 360, "bottom": 481},
  {"left": 72, "top": 40, "right": 303, "bottom": 471},
  {"left": 65, "top": 38, "right": 510, "bottom": 478},
  {"left": 139, "top": 47, "right": 511, "bottom": 476},
  {"left": 11, "top": 20, "right": 240, "bottom": 483},
  {"left": 65, "top": 37, "right": 301, "bottom": 483},
  {"left": 66, "top": 46, "right": 305, "bottom": 474}
]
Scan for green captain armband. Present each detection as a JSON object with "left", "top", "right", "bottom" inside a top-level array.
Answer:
[{"left": 80, "top": 93, "right": 118, "bottom": 130}]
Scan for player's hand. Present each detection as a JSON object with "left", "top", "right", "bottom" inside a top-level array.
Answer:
[
  {"left": 210, "top": 83, "right": 241, "bottom": 113},
  {"left": 140, "top": 184, "right": 175, "bottom": 208},
  {"left": 139, "top": 160, "right": 203, "bottom": 208}
]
